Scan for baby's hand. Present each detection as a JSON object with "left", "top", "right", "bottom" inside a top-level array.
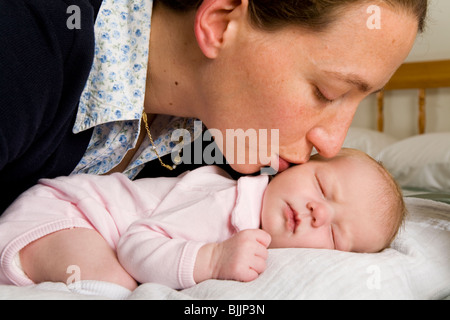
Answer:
[{"left": 194, "top": 230, "right": 271, "bottom": 284}]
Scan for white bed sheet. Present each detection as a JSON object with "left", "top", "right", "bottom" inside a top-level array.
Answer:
[{"left": 0, "top": 197, "right": 448, "bottom": 300}]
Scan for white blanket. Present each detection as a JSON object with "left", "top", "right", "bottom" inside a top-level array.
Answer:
[{"left": 0, "top": 197, "right": 449, "bottom": 300}]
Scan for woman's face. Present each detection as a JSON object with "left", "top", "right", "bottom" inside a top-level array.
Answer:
[{"left": 196, "top": 3, "right": 418, "bottom": 174}]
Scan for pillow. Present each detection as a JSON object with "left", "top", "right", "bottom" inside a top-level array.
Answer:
[
  {"left": 343, "top": 127, "right": 398, "bottom": 158},
  {"left": 377, "top": 132, "right": 450, "bottom": 193},
  {"left": 179, "top": 198, "right": 450, "bottom": 300}
]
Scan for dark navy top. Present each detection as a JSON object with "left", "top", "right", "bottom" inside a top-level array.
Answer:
[{"left": 0, "top": 0, "right": 102, "bottom": 213}]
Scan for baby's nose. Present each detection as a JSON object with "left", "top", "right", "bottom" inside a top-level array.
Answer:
[{"left": 307, "top": 201, "right": 332, "bottom": 227}]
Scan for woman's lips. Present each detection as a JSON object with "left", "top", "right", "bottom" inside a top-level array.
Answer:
[{"left": 277, "top": 157, "right": 291, "bottom": 173}]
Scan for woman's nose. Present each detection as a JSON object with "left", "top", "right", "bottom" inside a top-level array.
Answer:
[
  {"left": 306, "top": 125, "right": 349, "bottom": 159},
  {"left": 306, "top": 105, "right": 357, "bottom": 158}
]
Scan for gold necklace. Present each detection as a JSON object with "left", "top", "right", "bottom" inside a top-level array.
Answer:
[{"left": 141, "top": 111, "right": 184, "bottom": 171}]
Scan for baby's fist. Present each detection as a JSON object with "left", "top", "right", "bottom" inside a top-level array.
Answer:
[{"left": 213, "top": 229, "right": 271, "bottom": 282}]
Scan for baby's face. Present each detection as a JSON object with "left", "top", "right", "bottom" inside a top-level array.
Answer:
[{"left": 261, "top": 154, "right": 388, "bottom": 253}]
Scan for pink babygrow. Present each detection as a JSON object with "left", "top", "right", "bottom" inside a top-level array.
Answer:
[{"left": 0, "top": 166, "right": 268, "bottom": 289}]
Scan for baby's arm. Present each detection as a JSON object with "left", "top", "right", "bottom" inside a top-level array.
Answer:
[
  {"left": 118, "top": 221, "right": 271, "bottom": 289},
  {"left": 194, "top": 229, "right": 271, "bottom": 284},
  {"left": 117, "top": 224, "right": 205, "bottom": 289}
]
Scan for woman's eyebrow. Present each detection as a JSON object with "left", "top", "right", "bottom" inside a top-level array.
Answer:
[{"left": 323, "top": 70, "right": 374, "bottom": 93}]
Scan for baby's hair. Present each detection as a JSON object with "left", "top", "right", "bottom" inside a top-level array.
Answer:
[
  {"left": 371, "top": 157, "right": 407, "bottom": 248},
  {"left": 311, "top": 148, "right": 407, "bottom": 250}
]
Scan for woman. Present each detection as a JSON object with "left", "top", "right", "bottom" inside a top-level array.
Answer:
[{"left": 0, "top": 0, "right": 426, "bottom": 289}]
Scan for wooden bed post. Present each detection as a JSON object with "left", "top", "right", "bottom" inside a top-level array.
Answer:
[
  {"left": 377, "top": 90, "right": 385, "bottom": 132},
  {"left": 418, "top": 88, "right": 426, "bottom": 134},
  {"left": 376, "top": 60, "right": 450, "bottom": 135}
]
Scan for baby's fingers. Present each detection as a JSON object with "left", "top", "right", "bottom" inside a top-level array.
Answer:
[
  {"left": 239, "top": 256, "right": 266, "bottom": 283},
  {"left": 239, "top": 229, "right": 271, "bottom": 248},
  {"left": 254, "top": 229, "right": 272, "bottom": 248},
  {"left": 250, "top": 255, "right": 267, "bottom": 276}
]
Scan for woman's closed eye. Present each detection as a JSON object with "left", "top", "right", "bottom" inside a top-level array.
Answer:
[{"left": 314, "top": 86, "right": 335, "bottom": 105}]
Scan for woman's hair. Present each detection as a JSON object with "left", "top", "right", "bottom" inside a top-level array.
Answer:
[{"left": 154, "top": 0, "right": 427, "bottom": 32}]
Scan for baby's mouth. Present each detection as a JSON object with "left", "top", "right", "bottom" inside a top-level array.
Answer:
[{"left": 284, "top": 204, "right": 300, "bottom": 233}]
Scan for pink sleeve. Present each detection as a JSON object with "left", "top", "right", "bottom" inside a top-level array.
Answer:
[
  {"left": 117, "top": 166, "right": 242, "bottom": 289},
  {"left": 117, "top": 220, "right": 205, "bottom": 289}
]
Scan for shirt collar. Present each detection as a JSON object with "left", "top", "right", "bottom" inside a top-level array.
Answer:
[
  {"left": 232, "top": 175, "right": 269, "bottom": 231},
  {"left": 73, "top": 0, "right": 154, "bottom": 134}
]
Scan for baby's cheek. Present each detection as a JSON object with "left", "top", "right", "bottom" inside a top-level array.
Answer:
[{"left": 294, "top": 228, "right": 334, "bottom": 250}]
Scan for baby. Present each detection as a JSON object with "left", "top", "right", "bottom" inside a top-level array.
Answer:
[{"left": 0, "top": 148, "right": 405, "bottom": 291}]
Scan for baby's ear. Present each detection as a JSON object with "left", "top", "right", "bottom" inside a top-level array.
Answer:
[{"left": 194, "top": 0, "right": 247, "bottom": 59}]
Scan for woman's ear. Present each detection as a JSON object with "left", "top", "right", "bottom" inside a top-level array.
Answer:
[{"left": 194, "top": 0, "right": 247, "bottom": 59}]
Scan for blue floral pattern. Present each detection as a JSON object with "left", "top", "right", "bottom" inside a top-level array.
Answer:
[{"left": 72, "top": 0, "right": 197, "bottom": 178}]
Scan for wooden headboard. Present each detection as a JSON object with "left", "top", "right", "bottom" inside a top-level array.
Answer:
[{"left": 377, "top": 59, "right": 450, "bottom": 134}]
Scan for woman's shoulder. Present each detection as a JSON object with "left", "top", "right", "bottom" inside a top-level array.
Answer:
[
  {"left": 0, "top": 0, "right": 103, "bottom": 195},
  {"left": 0, "top": 0, "right": 99, "bottom": 140},
  {"left": 0, "top": 0, "right": 99, "bottom": 67},
  {"left": 0, "top": 0, "right": 102, "bottom": 43}
]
